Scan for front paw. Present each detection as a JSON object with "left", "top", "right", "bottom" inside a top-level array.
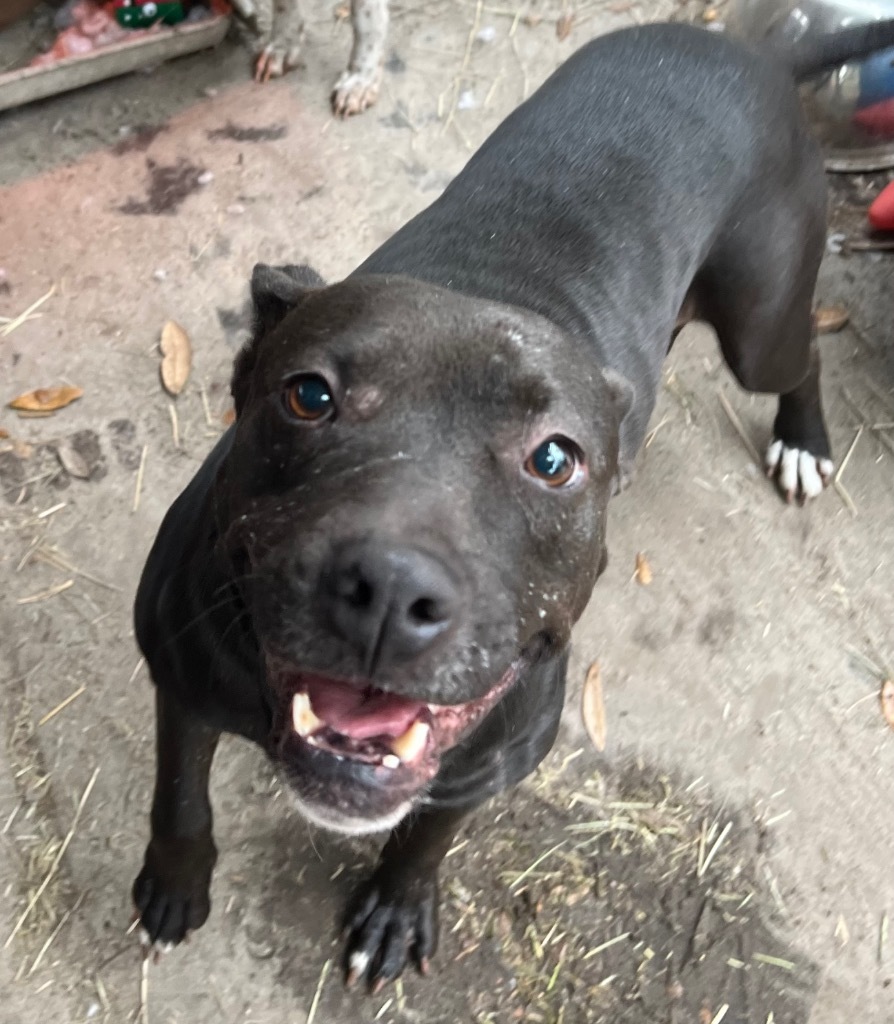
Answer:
[
  {"left": 254, "top": 42, "right": 302, "bottom": 82},
  {"left": 765, "top": 438, "right": 833, "bottom": 503},
  {"left": 343, "top": 867, "right": 438, "bottom": 991},
  {"left": 132, "top": 834, "right": 217, "bottom": 949},
  {"left": 331, "top": 67, "right": 381, "bottom": 117}
]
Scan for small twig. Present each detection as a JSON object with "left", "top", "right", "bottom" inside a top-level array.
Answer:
[
  {"left": 36, "top": 502, "right": 67, "bottom": 520},
  {"left": 0, "top": 284, "right": 56, "bottom": 338},
  {"left": 833, "top": 479, "right": 858, "bottom": 517},
  {"left": 34, "top": 546, "right": 121, "bottom": 592},
  {"left": 306, "top": 958, "right": 331, "bottom": 1024},
  {"left": 716, "top": 389, "right": 761, "bottom": 467},
  {"left": 483, "top": 72, "right": 504, "bottom": 108},
  {"left": 834, "top": 425, "right": 863, "bottom": 484},
  {"left": 510, "top": 28, "right": 530, "bottom": 98},
  {"left": 38, "top": 685, "right": 87, "bottom": 727},
  {"left": 168, "top": 403, "right": 180, "bottom": 450},
  {"left": 5, "top": 767, "right": 100, "bottom": 948},
  {"left": 199, "top": 384, "right": 214, "bottom": 429},
  {"left": 879, "top": 911, "right": 888, "bottom": 966},
  {"left": 28, "top": 892, "right": 86, "bottom": 974},
  {"left": 698, "top": 820, "right": 732, "bottom": 877},
  {"left": 752, "top": 952, "right": 795, "bottom": 970},
  {"left": 508, "top": 841, "right": 566, "bottom": 891},
  {"left": 846, "top": 238, "right": 894, "bottom": 252},
  {"left": 17, "top": 580, "right": 74, "bottom": 604},
  {"left": 133, "top": 445, "right": 149, "bottom": 513},
  {"left": 644, "top": 416, "right": 669, "bottom": 449},
  {"left": 582, "top": 931, "right": 630, "bottom": 959},
  {"left": 139, "top": 953, "right": 149, "bottom": 1024},
  {"left": 442, "top": 0, "right": 483, "bottom": 134}
]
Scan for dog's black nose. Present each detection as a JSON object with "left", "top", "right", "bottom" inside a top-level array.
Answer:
[{"left": 321, "top": 542, "right": 460, "bottom": 671}]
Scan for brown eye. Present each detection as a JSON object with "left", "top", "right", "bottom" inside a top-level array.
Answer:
[
  {"left": 525, "top": 437, "right": 582, "bottom": 487},
  {"left": 284, "top": 374, "right": 334, "bottom": 422}
]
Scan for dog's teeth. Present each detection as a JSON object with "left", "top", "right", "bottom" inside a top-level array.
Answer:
[
  {"left": 292, "top": 693, "right": 323, "bottom": 737},
  {"left": 382, "top": 754, "right": 400, "bottom": 770},
  {"left": 388, "top": 721, "right": 429, "bottom": 762}
]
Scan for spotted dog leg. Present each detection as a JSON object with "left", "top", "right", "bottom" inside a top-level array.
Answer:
[
  {"left": 249, "top": 0, "right": 305, "bottom": 83},
  {"left": 331, "top": 0, "right": 388, "bottom": 116}
]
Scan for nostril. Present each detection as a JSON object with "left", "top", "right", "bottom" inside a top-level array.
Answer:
[{"left": 408, "top": 597, "right": 448, "bottom": 626}]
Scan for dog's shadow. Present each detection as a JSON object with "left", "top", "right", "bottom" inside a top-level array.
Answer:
[{"left": 222, "top": 747, "right": 820, "bottom": 1023}]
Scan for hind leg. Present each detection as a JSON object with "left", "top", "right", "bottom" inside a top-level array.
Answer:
[
  {"left": 697, "top": 203, "right": 833, "bottom": 503},
  {"left": 764, "top": 333, "right": 834, "bottom": 501}
]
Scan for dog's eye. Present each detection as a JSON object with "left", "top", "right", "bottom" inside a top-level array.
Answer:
[
  {"left": 284, "top": 374, "right": 334, "bottom": 422},
  {"left": 525, "top": 437, "right": 582, "bottom": 487}
]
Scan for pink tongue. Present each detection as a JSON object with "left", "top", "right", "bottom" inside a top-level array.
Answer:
[{"left": 306, "top": 678, "right": 424, "bottom": 740}]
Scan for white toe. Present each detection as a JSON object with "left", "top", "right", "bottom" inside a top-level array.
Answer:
[
  {"left": 798, "top": 450, "right": 823, "bottom": 498},
  {"left": 779, "top": 445, "right": 800, "bottom": 496},
  {"left": 349, "top": 949, "right": 370, "bottom": 975},
  {"left": 765, "top": 438, "right": 783, "bottom": 472}
]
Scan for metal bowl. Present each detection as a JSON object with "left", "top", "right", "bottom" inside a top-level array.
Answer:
[{"left": 725, "top": 0, "right": 894, "bottom": 169}]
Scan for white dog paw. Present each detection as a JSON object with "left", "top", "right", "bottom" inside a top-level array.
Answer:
[{"left": 765, "top": 438, "right": 833, "bottom": 503}]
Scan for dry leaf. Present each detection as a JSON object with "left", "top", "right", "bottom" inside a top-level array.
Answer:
[
  {"left": 581, "top": 661, "right": 606, "bottom": 752},
  {"left": 221, "top": 407, "right": 236, "bottom": 426},
  {"left": 635, "top": 551, "right": 653, "bottom": 585},
  {"left": 556, "top": 11, "right": 574, "bottom": 40},
  {"left": 0, "top": 427, "right": 8, "bottom": 439},
  {"left": 9, "top": 385, "right": 83, "bottom": 413},
  {"left": 881, "top": 679, "right": 894, "bottom": 731},
  {"left": 160, "top": 320, "right": 192, "bottom": 397},
  {"left": 815, "top": 304, "right": 849, "bottom": 334},
  {"left": 702, "top": 7, "right": 719, "bottom": 21}
]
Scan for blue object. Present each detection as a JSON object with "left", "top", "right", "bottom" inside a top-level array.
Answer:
[{"left": 855, "top": 47, "right": 894, "bottom": 107}]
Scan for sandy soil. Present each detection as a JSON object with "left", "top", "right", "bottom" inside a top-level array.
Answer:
[{"left": 1, "top": 2, "right": 893, "bottom": 1022}]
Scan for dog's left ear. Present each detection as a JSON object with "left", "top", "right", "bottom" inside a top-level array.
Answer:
[{"left": 231, "top": 263, "right": 326, "bottom": 416}]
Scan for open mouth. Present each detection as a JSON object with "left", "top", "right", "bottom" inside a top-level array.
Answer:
[{"left": 270, "top": 662, "right": 520, "bottom": 777}]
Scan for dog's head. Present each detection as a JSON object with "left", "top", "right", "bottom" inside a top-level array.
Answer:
[{"left": 215, "top": 264, "right": 630, "bottom": 833}]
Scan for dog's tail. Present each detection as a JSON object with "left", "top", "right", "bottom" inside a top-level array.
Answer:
[{"left": 781, "top": 19, "right": 894, "bottom": 81}]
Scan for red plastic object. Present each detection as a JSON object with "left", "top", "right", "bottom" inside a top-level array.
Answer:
[
  {"left": 868, "top": 180, "right": 894, "bottom": 231},
  {"left": 853, "top": 97, "right": 894, "bottom": 137}
]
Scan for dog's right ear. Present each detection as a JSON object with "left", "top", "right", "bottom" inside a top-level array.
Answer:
[{"left": 231, "top": 263, "right": 326, "bottom": 416}]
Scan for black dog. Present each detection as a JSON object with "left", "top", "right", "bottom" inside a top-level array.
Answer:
[{"left": 132, "top": 20, "right": 894, "bottom": 990}]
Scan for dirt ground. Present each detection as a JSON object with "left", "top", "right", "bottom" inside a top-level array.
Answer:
[{"left": 1, "top": 2, "right": 893, "bottom": 1022}]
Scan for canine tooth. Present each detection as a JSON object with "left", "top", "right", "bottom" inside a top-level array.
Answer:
[
  {"left": 388, "top": 721, "right": 429, "bottom": 762},
  {"left": 382, "top": 754, "right": 400, "bottom": 770},
  {"left": 292, "top": 693, "right": 322, "bottom": 737}
]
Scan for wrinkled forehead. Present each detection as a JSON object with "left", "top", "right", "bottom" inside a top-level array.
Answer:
[{"left": 260, "top": 277, "right": 600, "bottom": 423}]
